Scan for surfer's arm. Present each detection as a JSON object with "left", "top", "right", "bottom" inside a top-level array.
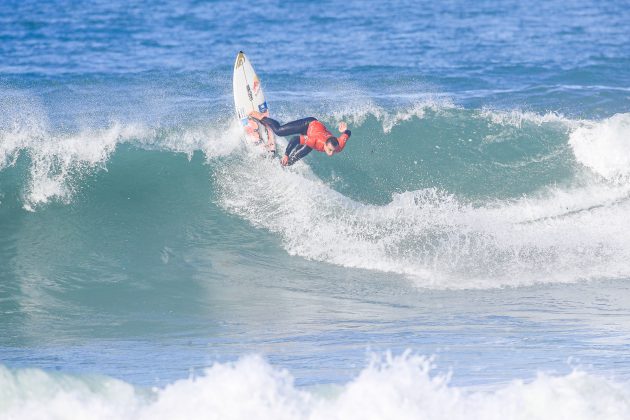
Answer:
[
  {"left": 335, "top": 130, "right": 351, "bottom": 152},
  {"left": 287, "top": 146, "right": 312, "bottom": 166},
  {"left": 282, "top": 137, "right": 312, "bottom": 166},
  {"left": 281, "top": 136, "right": 301, "bottom": 166},
  {"left": 285, "top": 136, "right": 301, "bottom": 156},
  {"left": 249, "top": 110, "right": 269, "bottom": 120}
]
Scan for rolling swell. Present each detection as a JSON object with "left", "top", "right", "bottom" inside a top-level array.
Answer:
[{"left": 2, "top": 104, "right": 630, "bottom": 289}]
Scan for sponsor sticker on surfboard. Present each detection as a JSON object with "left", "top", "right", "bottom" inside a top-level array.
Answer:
[{"left": 232, "top": 52, "right": 275, "bottom": 154}]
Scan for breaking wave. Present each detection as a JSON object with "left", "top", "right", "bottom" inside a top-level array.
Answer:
[
  {"left": 2, "top": 352, "right": 629, "bottom": 420},
  {"left": 2, "top": 96, "right": 630, "bottom": 289}
]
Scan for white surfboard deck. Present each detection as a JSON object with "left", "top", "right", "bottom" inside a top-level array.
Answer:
[{"left": 233, "top": 51, "right": 275, "bottom": 153}]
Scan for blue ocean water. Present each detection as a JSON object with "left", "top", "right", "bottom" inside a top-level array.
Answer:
[{"left": 2, "top": 0, "right": 630, "bottom": 418}]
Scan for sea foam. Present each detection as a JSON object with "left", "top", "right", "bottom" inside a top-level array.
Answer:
[
  {"left": 569, "top": 113, "right": 630, "bottom": 181},
  {"left": 1, "top": 353, "right": 629, "bottom": 420}
]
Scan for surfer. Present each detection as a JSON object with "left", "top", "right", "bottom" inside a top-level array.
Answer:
[{"left": 249, "top": 111, "right": 351, "bottom": 166}]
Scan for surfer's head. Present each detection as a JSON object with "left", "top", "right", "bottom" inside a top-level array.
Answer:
[{"left": 324, "top": 137, "right": 339, "bottom": 156}]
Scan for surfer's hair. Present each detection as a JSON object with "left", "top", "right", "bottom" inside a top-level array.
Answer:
[{"left": 326, "top": 137, "right": 339, "bottom": 148}]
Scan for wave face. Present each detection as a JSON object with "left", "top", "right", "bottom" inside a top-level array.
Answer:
[
  {"left": 2, "top": 354, "right": 630, "bottom": 420},
  {"left": 3, "top": 93, "right": 630, "bottom": 288},
  {"left": 214, "top": 109, "right": 630, "bottom": 288}
]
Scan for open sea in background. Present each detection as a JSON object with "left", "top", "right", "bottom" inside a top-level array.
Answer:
[{"left": 2, "top": 0, "right": 630, "bottom": 418}]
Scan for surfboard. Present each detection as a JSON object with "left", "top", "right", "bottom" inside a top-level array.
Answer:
[{"left": 233, "top": 51, "right": 275, "bottom": 153}]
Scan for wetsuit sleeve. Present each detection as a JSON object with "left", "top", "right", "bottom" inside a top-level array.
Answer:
[
  {"left": 335, "top": 130, "right": 351, "bottom": 152},
  {"left": 285, "top": 136, "right": 301, "bottom": 156},
  {"left": 287, "top": 146, "right": 312, "bottom": 166}
]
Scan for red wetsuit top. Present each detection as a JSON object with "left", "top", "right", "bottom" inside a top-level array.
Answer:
[{"left": 300, "top": 120, "right": 350, "bottom": 153}]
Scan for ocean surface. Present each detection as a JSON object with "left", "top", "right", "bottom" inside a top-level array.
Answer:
[{"left": 2, "top": 0, "right": 630, "bottom": 418}]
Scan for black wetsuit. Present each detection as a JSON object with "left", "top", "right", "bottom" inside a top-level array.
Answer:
[{"left": 259, "top": 117, "right": 316, "bottom": 166}]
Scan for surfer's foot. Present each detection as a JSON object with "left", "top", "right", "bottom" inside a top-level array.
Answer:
[{"left": 249, "top": 110, "right": 268, "bottom": 120}]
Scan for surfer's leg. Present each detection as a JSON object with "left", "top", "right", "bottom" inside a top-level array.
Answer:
[
  {"left": 260, "top": 117, "right": 316, "bottom": 137},
  {"left": 287, "top": 144, "right": 312, "bottom": 166}
]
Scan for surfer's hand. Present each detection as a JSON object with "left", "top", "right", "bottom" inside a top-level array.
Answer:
[
  {"left": 338, "top": 121, "right": 348, "bottom": 132},
  {"left": 281, "top": 155, "right": 289, "bottom": 166},
  {"left": 249, "top": 110, "right": 267, "bottom": 120}
]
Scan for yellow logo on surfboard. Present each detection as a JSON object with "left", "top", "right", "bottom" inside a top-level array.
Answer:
[{"left": 235, "top": 52, "right": 245, "bottom": 69}]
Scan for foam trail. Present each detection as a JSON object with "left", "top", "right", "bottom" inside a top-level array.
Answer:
[{"left": 1, "top": 353, "right": 629, "bottom": 420}]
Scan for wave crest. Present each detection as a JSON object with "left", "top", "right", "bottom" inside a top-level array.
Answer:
[
  {"left": 0, "top": 95, "right": 242, "bottom": 209},
  {"left": 570, "top": 113, "right": 630, "bottom": 182}
]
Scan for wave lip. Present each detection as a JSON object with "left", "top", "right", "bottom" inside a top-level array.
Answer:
[
  {"left": 570, "top": 113, "right": 630, "bottom": 181},
  {"left": 0, "top": 100, "right": 242, "bottom": 210},
  {"left": 2, "top": 353, "right": 630, "bottom": 420}
]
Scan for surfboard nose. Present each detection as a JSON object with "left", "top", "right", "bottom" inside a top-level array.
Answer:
[{"left": 234, "top": 51, "right": 246, "bottom": 69}]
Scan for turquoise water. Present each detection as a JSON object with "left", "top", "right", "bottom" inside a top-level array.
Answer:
[{"left": 2, "top": 0, "right": 630, "bottom": 418}]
